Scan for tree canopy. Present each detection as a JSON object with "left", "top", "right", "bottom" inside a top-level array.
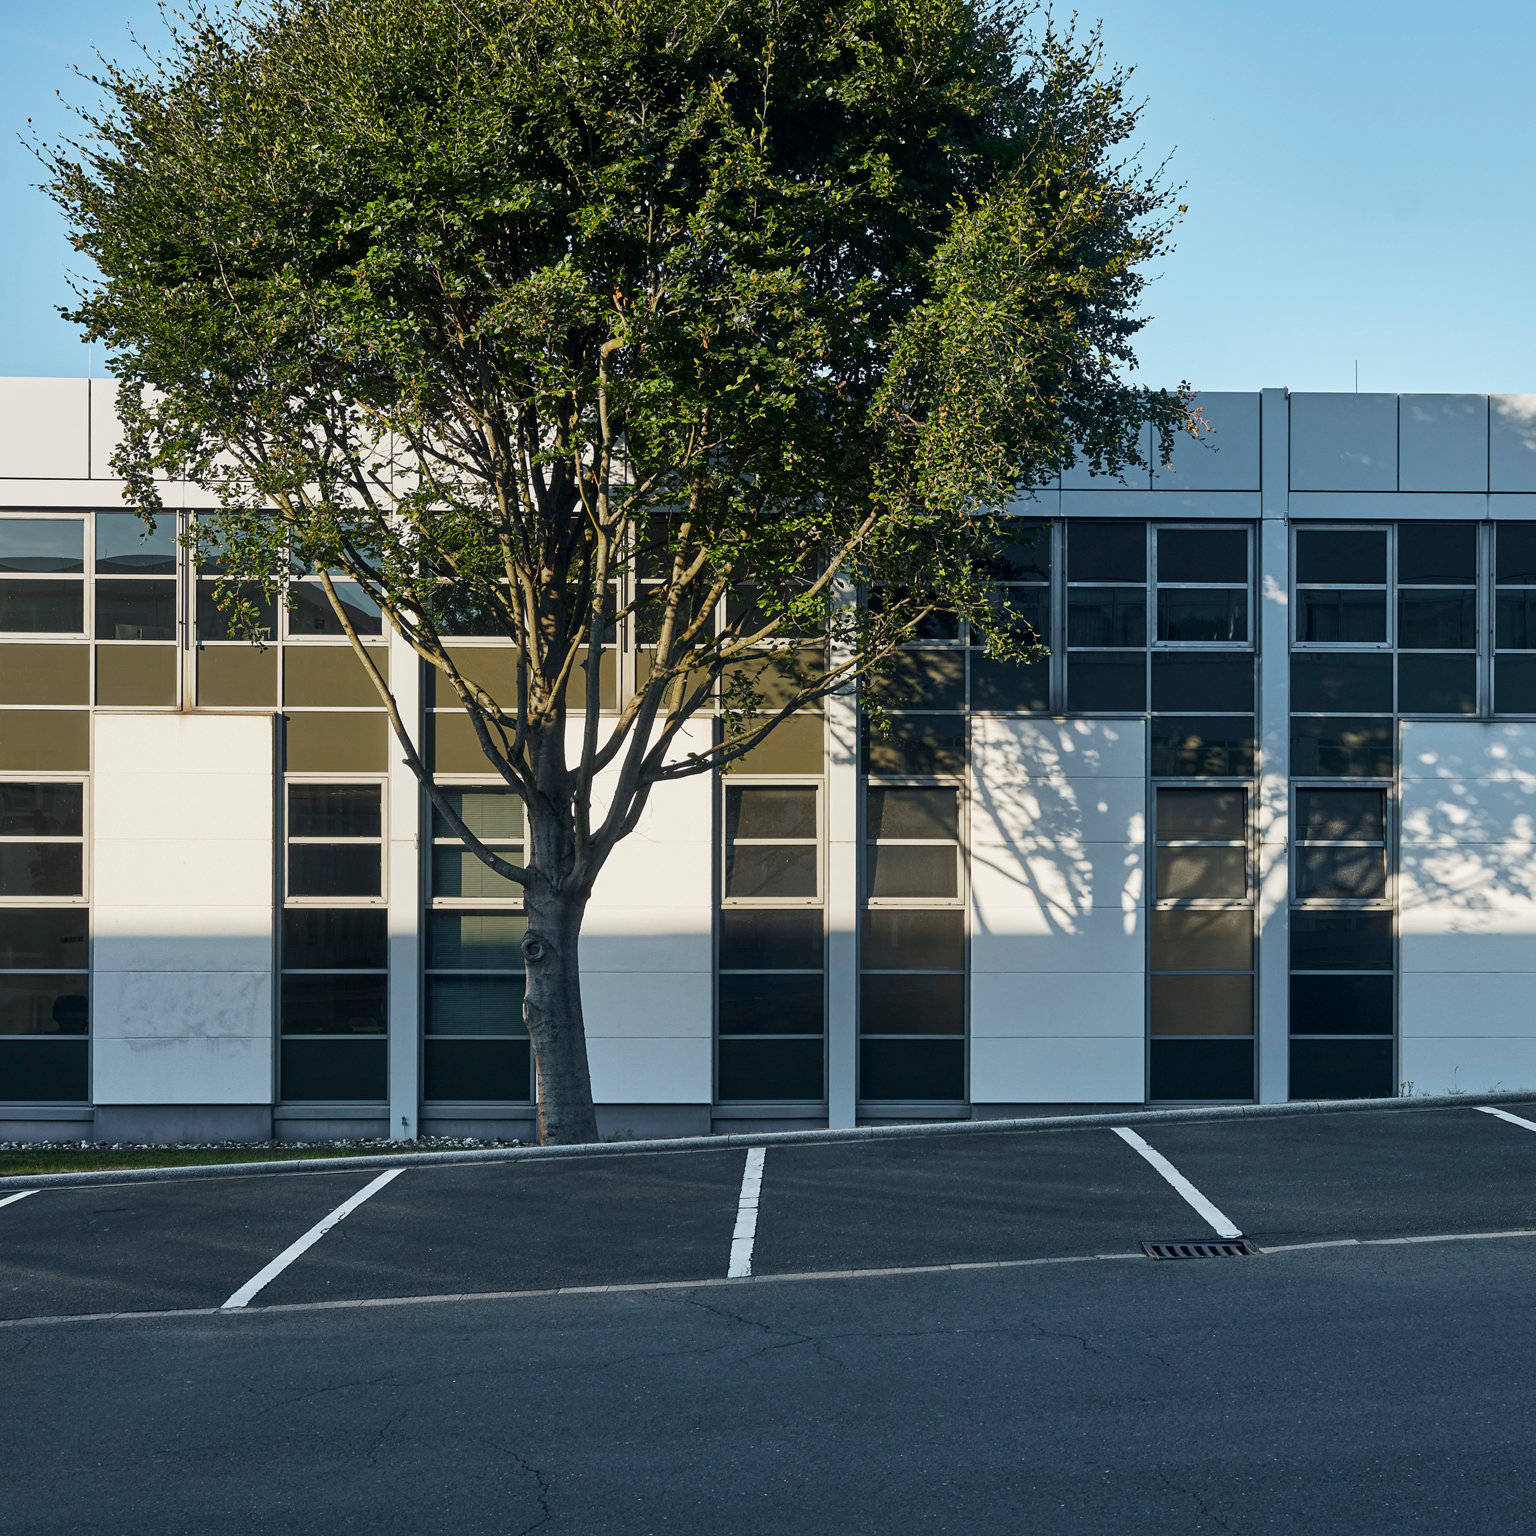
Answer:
[{"left": 44, "top": 0, "right": 1192, "bottom": 1142}]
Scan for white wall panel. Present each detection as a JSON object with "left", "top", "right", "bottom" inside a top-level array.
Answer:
[
  {"left": 970, "top": 717, "right": 1145, "bottom": 1103},
  {"left": 1289, "top": 393, "right": 1397, "bottom": 492},
  {"left": 0, "top": 378, "right": 89, "bottom": 480},
  {"left": 1398, "top": 395, "right": 1488, "bottom": 492},
  {"left": 92, "top": 714, "right": 275, "bottom": 1106},
  {"left": 1490, "top": 395, "right": 1536, "bottom": 492},
  {"left": 1152, "top": 392, "right": 1260, "bottom": 491},
  {"left": 1061, "top": 423, "right": 1152, "bottom": 489},
  {"left": 1398, "top": 720, "right": 1536, "bottom": 1094},
  {"left": 89, "top": 379, "right": 127, "bottom": 480},
  {"left": 586, "top": 1036, "right": 714, "bottom": 1102}
]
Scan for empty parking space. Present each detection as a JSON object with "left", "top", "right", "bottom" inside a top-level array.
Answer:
[
  {"left": 251, "top": 1147, "right": 748, "bottom": 1305},
  {"left": 1144, "top": 1107, "right": 1536, "bottom": 1246},
  {"left": 0, "top": 1171, "right": 384, "bottom": 1320},
  {"left": 748, "top": 1129, "right": 1205, "bottom": 1275}
]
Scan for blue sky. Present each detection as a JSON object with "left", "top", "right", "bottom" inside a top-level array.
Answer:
[{"left": 3, "top": 1, "right": 1533, "bottom": 392}]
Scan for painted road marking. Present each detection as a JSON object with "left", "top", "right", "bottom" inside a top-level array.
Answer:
[
  {"left": 221, "top": 1169, "right": 404, "bottom": 1310},
  {"left": 1478, "top": 1105, "right": 1536, "bottom": 1134},
  {"left": 0, "top": 1191, "right": 37, "bottom": 1211},
  {"left": 1112, "top": 1126, "right": 1243, "bottom": 1239},
  {"left": 727, "top": 1147, "right": 766, "bottom": 1279}
]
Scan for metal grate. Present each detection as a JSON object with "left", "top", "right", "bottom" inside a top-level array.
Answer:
[{"left": 1142, "top": 1239, "right": 1259, "bottom": 1260}]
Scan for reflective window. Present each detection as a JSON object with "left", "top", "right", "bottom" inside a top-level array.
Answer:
[{"left": 0, "top": 518, "right": 85, "bottom": 635}]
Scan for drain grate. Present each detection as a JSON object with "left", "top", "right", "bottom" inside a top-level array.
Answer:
[{"left": 1142, "top": 1239, "right": 1259, "bottom": 1260}]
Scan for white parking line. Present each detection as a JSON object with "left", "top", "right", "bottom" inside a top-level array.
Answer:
[
  {"left": 727, "top": 1147, "right": 766, "bottom": 1279},
  {"left": 1112, "top": 1126, "right": 1243, "bottom": 1239},
  {"left": 0, "top": 1190, "right": 37, "bottom": 1210},
  {"left": 221, "top": 1169, "right": 404, "bottom": 1310},
  {"left": 1478, "top": 1105, "right": 1536, "bottom": 1134}
]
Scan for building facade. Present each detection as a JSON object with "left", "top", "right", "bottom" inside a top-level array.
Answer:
[{"left": 3, "top": 382, "right": 1536, "bottom": 1143}]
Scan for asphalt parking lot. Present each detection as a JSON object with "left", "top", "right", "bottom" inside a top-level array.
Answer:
[{"left": 3, "top": 1099, "right": 1535, "bottom": 1324}]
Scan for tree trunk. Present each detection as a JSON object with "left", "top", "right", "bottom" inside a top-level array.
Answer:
[{"left": 521, "top": 881, "right": 600, "bottom": 1146}]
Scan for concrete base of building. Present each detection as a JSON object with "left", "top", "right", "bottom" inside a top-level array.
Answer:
[
  {"left": 420, "top": 1116, "right": 538, "bottom": 1142},
  {"left": 274, "top": 1114, "right": 389, "bottom": 1143},
  {"left": 713, "top": 1117, "right": 830, "bottom": 1134},
  {"left": 596, "top": 1104, "right": 712, "bottom": 1141},
  {"left": 0, "top": 1117, "right": 94, "bottom": 1142},
  {"left": 970, "top": 1103, "right": 1151, "bottom": 1120},
  {"left": 94, "top": 1104, "right": 274, "bottom": 1144}
]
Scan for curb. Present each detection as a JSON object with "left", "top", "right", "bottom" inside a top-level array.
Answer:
[{"left": 1, "top": 1088, "right": 1532, "bottom": 1191}]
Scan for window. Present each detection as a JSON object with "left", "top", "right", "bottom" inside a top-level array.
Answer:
[
  {"left": 860, "top": 785, "right": 964, "bottom": 1103},
  {"left": 94, "top": 512, "right": 179, "bottom": 706},
  {"left": 1155, "top": 527, "right": 1249, "bottom": 644},
  {"left": 1495, "top": 522, "right": 1536, "bottom": 713},
  {"left": 1294, "top": 528, "right": 1388, "bottom": 645},
  {"left": 1396, "top": 523, "right": 1477, "bottom": 714},
  {"left": 1065, "top": 521, "right": 1146, "bottom": 712},
  {"left": 0, "top": 518, "right": 85, "bottom": 635},
  {"left": 280, "top": 781, "right": 386, "bottom": 1101},
  {"left": 424, "top": 787, "right": 530, "bottom": 1103},
  {"left": 719, "top": 782, "right": 824, "bottom": 1102},
  {"left": 0, "top": 781, "right": 88, "bottom": 1103},
  {"left": 970, "top": 520, "right": 1051, "bottom": 712}
]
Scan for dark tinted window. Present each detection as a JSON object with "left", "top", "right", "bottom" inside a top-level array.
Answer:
[
  {"left": 1066, "top": 653, "right": 1145, "bottom": 713},
  {"left": 1297, "top": 788, "right": 1386, "bottom": 842},
  {"left": 1157, "top": 528, "right": 1246, "bottom": 584},
  {"left": 866, "top": 787, "right": 958, "bottom": 841},
  {"left": 1398, "top": 654, "right": 1476, "bottom": 714},
  {"left": 1497, "top": 522, "right": 1536, "bottom": 584},
  {"left": 1151, "top": 654, "right": 1254, "bottom": 712},
  {"left": 1397, "top": 522, "right": 1476, "bottom": 584},
  {"left": 1296, "top": 529, "right": 1387, "bottom": 585},
  {"left": 1150, "top": 717, "right": 1256, "bottom": 777},
  {"left": 719, "top": 909, "right": 823, "bottom": 970},
  {"left": 0, "top": 783, "right": 82, "bottom": 836},
  {"left": 1068, "top": 521, "right": 1145, "bottom": 582},
  {"left": 283, "top": 908, "right": 388, "bottom": 969},
  {"left": 1290, "top": 653, "right": 1393, "bottom": 713},
  {"left": 1290, "top": 910, "right": 1393, "bottom": 971},
  {"left": 1290, "top": 719, "right": 1393, "bottom": 777},
  {"left": 289, "top": 784, "right": 381, "bottom": 838}
]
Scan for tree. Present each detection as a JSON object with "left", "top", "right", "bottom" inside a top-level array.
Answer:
[{"left": 44, "top": 0, "right": 1191, "bottom": 1144}]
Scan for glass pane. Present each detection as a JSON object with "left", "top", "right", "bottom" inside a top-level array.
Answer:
[
  {"left": 1149, "top": 717, "right": 1256, "bottom": 777},
  {"left": 725, "top": 785, "right": 817, "bottom": 841},
  {"left": 1297, "top": 788, "right": 1386, "bottom": 842},
  {"left": 1066, "top": 652, "right": 1145, "bottom": 713},
  {"left": 288, "top": 844, "right": 382, "bottom": 898},
  {"left": 859, "top": 1038, "right": 964, "bottom": 1099},
  {"left": 431, "top": 845, "right": 522, "bottom": 900},
  {"left": 1149, "top": 975, "right": 1253, "bottom": 1035},
  {"left": 986, "top": 585, "right": 1050, "bottom": 641},
  {"left": 197, "top": 581, "right": 276, "bottom": 641},
  {"left": 1290, "top": 652, "right": 1393, "bottom": 713},
  {"left": 719, "top": 909, "right": 823, "bottom": 971},
  {"left": 0, "top": 580, "right": 84, "bottom": 633},
  {"left": 866, "top": 844, "right": 958, "bottom": 899},
  {"left": 1290, "top": 718, "right": 1393, "bottom": 777},
  {"left": 1398, "top": 654, "right": 1477, "bottom": 714},
  {"left": 288, "top": 784, "right": 381, "bottom": 838},
  {"left": 1496, "top": 653, "right": 1536, "bottom": 713},
  {"left": 1290, "top": 974, "right": 1393, "bottom": 1034},
  {"left": 1398, "top": 522, "right": 1477, "bottom": 585},
  {"left": 282, "top": 908, "right": 387, "bottom": 970},
  {"left": 1297, "top": 589, "right": 1387, "bottom": 644},
  {"left": 718, "top": 1037, "right": 824, "bottom": 1101},
  {"left": 1149, "top": 1039, "right": 1253, "bottom": 1100},
  {"left": 1067, "top": 587, "right": 1146, "bottom": 647},
  {"left": 861, "top": 909, "right": 964, "bottom": 971},
  {"left": 0, "top": 844, "right": 83, "bottom": 898},
  {"left": 0, "top": 519, "right": 83, "bottom": 573},
  {"left": 1156, "top": 846, "right": 1246, "bottom": 900},
  {"left": 1290, "top": 911, "right": 1393, "bottom": 971},
  {"left": 859, "top": 972, "right": 965, "bottom": 1034},
  {"left": 1297, "top": 846, "right": 1387, "bottom": 900},
  {"left": 424, "top": 974, "right": 526, "bottom": 1036},
  {"left": 1149, "top": 909, "right": 1252, "bottom": 972},
  {"left": 0, "top": 782, "right": 83, "bottom": 836},
  {"left": 0, "top": 908, "right": 88, "bottom": 969},
  {"left": 969, "top": 657, "right": 1050, "bottom": 712},
  {"left": 865, "top": 787, "right": 959, "bottom": 841},
  {"left": 95, "top": 512, "right": 176, "bottom": 574},
  {"left": 862, "top": 715, "right": 966, "bottom": 775},
  {"left": 1157, "top": 528, "right": 1247, "bottom": 584},
  {"left": 424, "top": 1037, "right": 530, "bottom": 1100},
  {"left": 1156, "top": 788, "right": 1244, "bottom": 842},
  {"left": 1397, "top": 592, "right": 1475, "bottom": 649},
  {"left": 1157, "top": 589, "right": 1247, "bottom": 643},
  {"left": 0, "top": 976, "right": 89, "bottom": 1035},
  {"left": 0, "top": 1038, "right": 89, "bottom": 1101},
  {"left": 990, "top": 523, "right": 1051, "bottom": 582},
  {"left": 427, "top": 911, "right": 527, "bottom": 970},
  {"left": 1288, "top": 1038, "right": 1392, "bottom": 1099},
  {"left": 867, "top": 649, "right": 966, "bottom": 710},
  {"left": 287, "top": 581, "right": 384, "bottom": 636},
  {"left": 725, "top": 843, "right": 817, "bottom": 899},
  {"left": 1497, "top": 522, "right": 1536, "bottom": 585},
  {"left": 431, "top": 787, "right": 524, "bottom": 842},
  {"left": 718, "top": 972, "right": 824, "bottom": 1035},
  {"left": 1150, "top": 653, "right": 1253, "bottom": 713},
  {"left": 95, "top": 579, "right": 176, "bottom": 641},
  {"left": 1068, "top": 520, "right": 1145, "bottom": 582},
  {"left": 1497, "top": 590, "right": 1536, "bottom": 649},
  {"left": 1296, "top": 529, "right": 1386, "bottom": 585},
  {"left": 280, "top": 973, "right": 387, "bottom": 1033},
  {"left": 280, "top": 1038, "right": 387, "bottom": 1100}
]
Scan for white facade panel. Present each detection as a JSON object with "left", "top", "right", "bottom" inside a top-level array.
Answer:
[
  {"left": 1398, "top": 395, "right": 1488, "bottom": 492},
  {"left": 1398, "top": 1037, "right": 1536, "bottom": 1097},
  {"left": 1289, "top": 393, "right": 1398, "bottom": 492},
  {"left": 586, "top": 1035, "right": 714, "bottom": 1103},
  {"left": 89, "top": 379, "right": 127, "bottom": 481},
  {"left": 91, "top": 714, "right": 275, "bottom": 1106},
  {"left": 970, "top": 971, "right": 1144, "bottom": 1036},
  {"left": 1288, "top": 492, "right": 1486, "bottom": 520},
  {"left": 0, "top": 378, "right": 90, "bottom": 480},
  {"left": 1490, "top": 395, "right": 1536, "bottom": 492},
  {"left": 1061, "top": 422, "right": 1152, "bottom": 489},
  {"left": 970, "top": 1036, "right": 1145, "bottom": 1104},
  {"left": 1152, "top": 392, "right": 1261, "bottom": 491}
]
